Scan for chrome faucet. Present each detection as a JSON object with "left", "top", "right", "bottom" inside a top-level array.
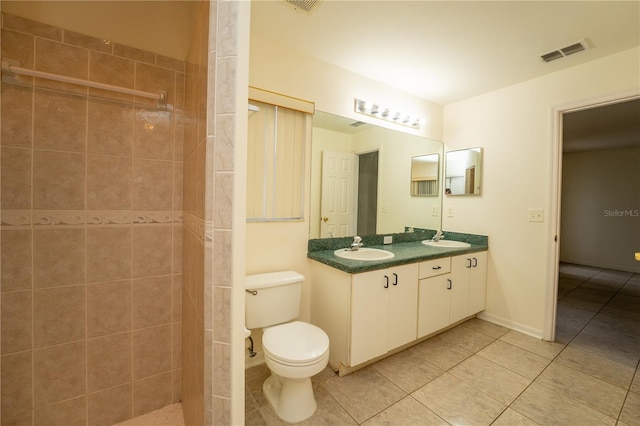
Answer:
[
  {"left": 432, "top": 230, "right": 445, "bottom": 242},
  {"left": 350, "top": 236, "right": 363, "bottom": 251}
]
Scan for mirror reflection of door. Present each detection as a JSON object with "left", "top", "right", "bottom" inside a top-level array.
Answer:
[
  {"left": 465, "top": 165, "right": 475, "bottom": 195},
  {"left": 320, "top": 151, "right": 356, "bottom": 237},
  {"left": 356, "top": 151, "right": 378, "bottom": 235}
]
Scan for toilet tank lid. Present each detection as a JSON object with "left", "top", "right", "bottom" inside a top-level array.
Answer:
[{"left": 245, "top": 271, "right": 304, "bottom": 290}]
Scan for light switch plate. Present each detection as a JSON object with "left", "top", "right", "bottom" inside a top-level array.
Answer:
[
  {"left": 528, "top": 209, "right": 544, "bottom": 222},
  {"left": 383, "top": 236, "right": 393, "bottom": 244},
  {"left": 447, "top": 206, "right": 454, "bottom": 217}
]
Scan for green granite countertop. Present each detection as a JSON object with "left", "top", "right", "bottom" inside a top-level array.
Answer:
[{"left": 307, "top": 231, "right": 488, "bottom": 274}]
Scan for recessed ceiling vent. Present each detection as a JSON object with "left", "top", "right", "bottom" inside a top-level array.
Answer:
[
  {"left": 541, "top": 39, "right": 589, "bottom": 63},
  {"left": 280, "top": 0, "right": 322, "bottom": 14},
  {"left": 349, "top": 121, "right": 367, "bottom": 128}
]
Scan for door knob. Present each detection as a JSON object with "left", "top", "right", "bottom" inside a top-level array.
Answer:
[{"left": 322, "top": 217, "right": 328, "bottom": 222}]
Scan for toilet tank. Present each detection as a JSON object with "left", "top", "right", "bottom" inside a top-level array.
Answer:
[{"left": 245, "top": 271, "right": 303, "bottom": 329}]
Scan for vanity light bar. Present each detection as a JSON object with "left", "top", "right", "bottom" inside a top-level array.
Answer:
[{"left": 354, "top": 98, "right": 422, "bottom": 130}]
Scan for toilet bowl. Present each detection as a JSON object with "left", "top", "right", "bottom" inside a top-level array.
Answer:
[
  {"left": 261, "top": 321, "right": 329, "bottom": 423},
  {"left": 245, "top": 271, "right": 330, "bottom": 423}
]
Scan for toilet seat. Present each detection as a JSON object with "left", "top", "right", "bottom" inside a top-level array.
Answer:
[{"left": 263, "top": 321, "right": 329, "bottom": 366}]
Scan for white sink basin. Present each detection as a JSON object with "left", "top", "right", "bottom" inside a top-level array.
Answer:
[
  {"left": 422, "top": 240, "right": 471, "bottom": 248},
  {"left": 334, "top": 247, "right": 395, "bottom": 261}
]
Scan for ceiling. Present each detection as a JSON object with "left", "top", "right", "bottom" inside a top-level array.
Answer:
[
  {"left": 251, "top": 0, "right": 640, "bottom": 106},
  {"left": 252, "top": 1, "right": 640, "bottom": 152}
]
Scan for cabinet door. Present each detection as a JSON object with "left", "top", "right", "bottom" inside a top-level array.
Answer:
[
  {"left": 351, "top": 269, "right": 390, "bottom": 365},
  {"left": 387, "top": 263, "right": 418, "bottom": 350},
  {"left": 418, "top": 274, "right": 451, "bottom": 338},
  {"left": 449, "top": 255, "right": 471, "bottom": 324},
  {"left": 468, "top": 251, "right": 488, "bottom": 314}
]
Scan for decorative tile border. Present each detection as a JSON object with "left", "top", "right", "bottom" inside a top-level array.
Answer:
[
  {"left": 0, "top": 210, "right": 183, "bottom": 229},
  {"left": 0, "top": 210, "right": 31, "bottom": 227},
  {"left": 35, "top": 211, "right": 85, "bottom": 226}
]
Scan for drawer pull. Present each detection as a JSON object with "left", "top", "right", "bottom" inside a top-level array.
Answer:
[
  {"left": 432, "top": 266, "right": 442, "bottom": 270},
  {"left": 393, "top": 273, "right": 398, "bottom": 286},
  {"left": 447, "top": 279, "right": 452, "bottom": 290},
  {"left": 384, "top": 276, "right": 389, "bottom": 288}
]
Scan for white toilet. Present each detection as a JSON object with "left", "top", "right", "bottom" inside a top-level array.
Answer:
[{"left": 245, "top": 271, "right": 329, "bottom": 424}]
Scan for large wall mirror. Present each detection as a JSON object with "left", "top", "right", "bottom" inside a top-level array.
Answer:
[
  {"left": 310, "top": 111, "right": 444, "bottom": 239},
  {"left": 445, "top": 147, "right": 483, "bottom": 196}
]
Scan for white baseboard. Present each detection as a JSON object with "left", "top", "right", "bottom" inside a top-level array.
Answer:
[
  {"left": 245, "top": 351, "right": 265, "bottom": 369},
  {"left": 477, "top": 311, "right": 543, "bottom": 340}
]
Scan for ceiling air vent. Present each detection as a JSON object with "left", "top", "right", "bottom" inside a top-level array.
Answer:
[
  {"left": 349, "top": 121, "right": 367, "bottom": 128},
  {"left": 280, "top": 0, "right": 322, "bottom": 14},
  {"left": 541, "top": 39, "right": 589, "bottom": 63}
]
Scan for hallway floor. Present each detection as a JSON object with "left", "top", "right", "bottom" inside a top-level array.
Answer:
[{"left": 245, "top": 263, "right": 640, "bottom": 425}]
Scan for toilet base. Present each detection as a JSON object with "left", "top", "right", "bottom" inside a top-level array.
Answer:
[{"left": 263, "top": 373, "right": 317, "bottom": 424}]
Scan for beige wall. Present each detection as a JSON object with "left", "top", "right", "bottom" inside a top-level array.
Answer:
[
  {"left": 1, "top": 13, "right": 184, "bottom": 425},
  {"left": 442, "top": 47, "right": 640, "bottom": 337},
  {"left": 560, "top": 146, "right": 640, "bottom": 273},
  {"left": 0, "top": 0, "right": 196, "bottom": 60},
  {"left": 250, "top": 37, "right": 444, "bottom": 141}
]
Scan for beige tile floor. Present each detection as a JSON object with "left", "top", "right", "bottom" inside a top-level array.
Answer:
[
  {"left": 246, "top": 263, "right": 640, "bottom": 425},
  {"left": 114, "top": 403, "right": 184, "bottom": 426}
]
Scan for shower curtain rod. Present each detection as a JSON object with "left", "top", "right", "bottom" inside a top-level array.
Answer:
[{"left": 1, "top": 59, "right": 167, "bottom": 109}]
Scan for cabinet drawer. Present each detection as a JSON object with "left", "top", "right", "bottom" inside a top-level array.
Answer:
[{"left": 419, "top": 257, "right": 451, "bottom": 279}]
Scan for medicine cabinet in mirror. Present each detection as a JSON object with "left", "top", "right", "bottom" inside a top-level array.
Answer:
[
  {"left": 310, "top": 111, "right": 443, "bottom": 239},
  {"left": 411, "top": 154, "right": 439, "bottom": 196},
  {"left": 445, "top": 147, "right": 483, "bottom": 196}
]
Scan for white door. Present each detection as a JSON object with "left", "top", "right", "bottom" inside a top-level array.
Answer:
[{"left": 320, "top": 150, "right": 356, "bottom": 238}]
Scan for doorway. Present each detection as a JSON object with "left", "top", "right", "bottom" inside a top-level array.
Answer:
[
  {"left": 356, "top": 151, "right": 379, "bottom": 235},
  {"left": 547, "top": 93, "right": 640, "bottom": 341}
]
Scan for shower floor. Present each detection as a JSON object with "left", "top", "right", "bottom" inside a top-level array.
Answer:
[{"left": 113, "top": 403, "right": 184, "bottom": 426}]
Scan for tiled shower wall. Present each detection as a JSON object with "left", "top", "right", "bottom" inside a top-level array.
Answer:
[
  {"left": 182, "top": 1, "right": 238, "bottom": 424},
  {"left": 0, "top": 13, "right": 184, "bottom": 426},
  {"left": 181, "top": 2, "right": 208, "bottom": 424}
]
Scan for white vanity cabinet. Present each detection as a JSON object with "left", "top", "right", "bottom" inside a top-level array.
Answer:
[
  {"left": 417, "top": 252, "right": 487, "bottom": 338},
  {"left": 459, "top": 251, "right": 488, "bottom": 315},
  {"left": 350, "top": 263, "right": 418, "bottom": 366},
  {"left": 310, "top": 249, "right": 487, "bottom": 374},
  {"left": 417, "top": 257, "right": 453, "bottom": 337}
]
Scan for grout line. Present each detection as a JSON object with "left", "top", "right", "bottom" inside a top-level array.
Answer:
[{"left": 30, "top": 30, "right": 37, "bottom": 426}]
